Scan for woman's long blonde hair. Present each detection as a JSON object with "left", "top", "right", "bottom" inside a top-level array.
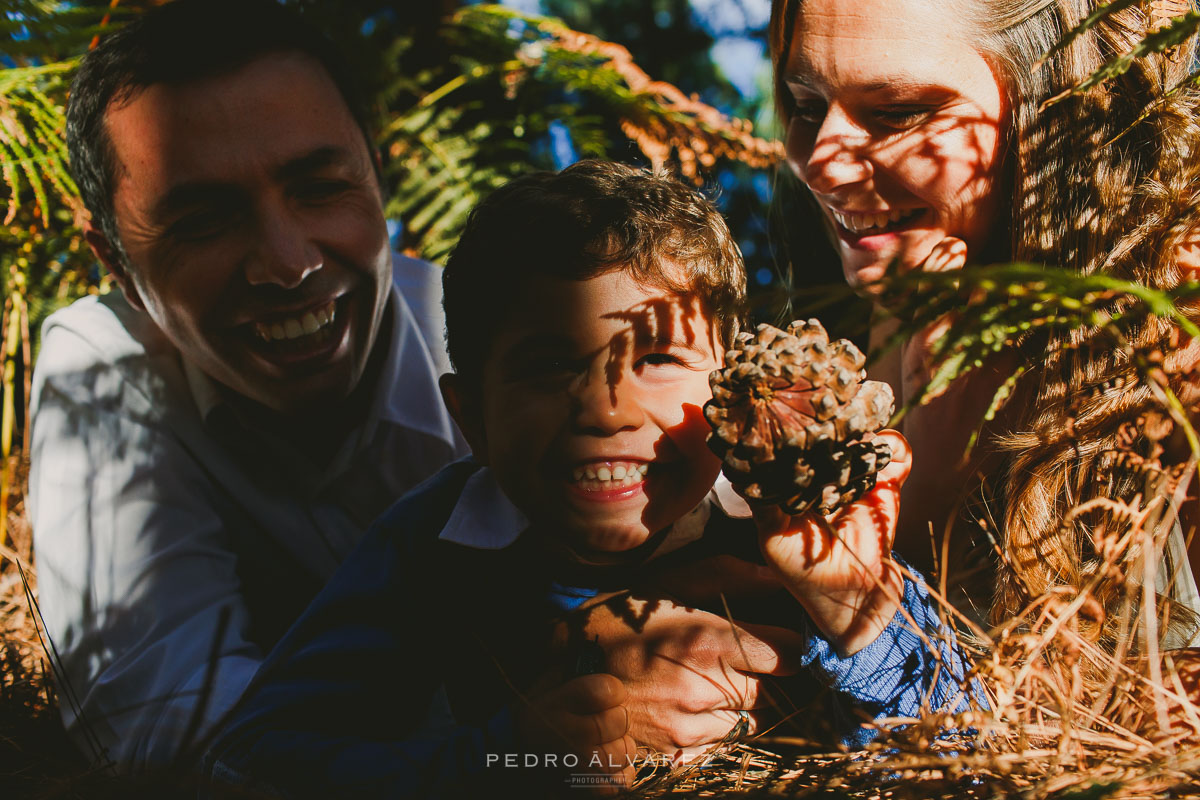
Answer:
[{"left": 770, "top": 0, "right": 1200, "bottom": 649}]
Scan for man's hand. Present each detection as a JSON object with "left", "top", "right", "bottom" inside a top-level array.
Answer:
[
  {"left": 514, "top": 673, "right": 636, "bottom": 794},
  {"left": 755, "top": 429, "right": 913, "bottom": 656},
  {"left": 572, "top": 597, "right": 804, "bottom": 755}
]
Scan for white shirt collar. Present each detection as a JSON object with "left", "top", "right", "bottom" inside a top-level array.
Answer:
[{"left": 438, "top": 464, "right": 752, "bottom": 551}]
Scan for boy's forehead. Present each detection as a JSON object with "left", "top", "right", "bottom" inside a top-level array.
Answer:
[{"left": 496, "top": 270, "right": 719, "bottom": 348}]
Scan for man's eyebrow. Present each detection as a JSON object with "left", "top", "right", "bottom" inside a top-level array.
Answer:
[{"left": 273, "top": 146, "right": 358, "bottom": 181}]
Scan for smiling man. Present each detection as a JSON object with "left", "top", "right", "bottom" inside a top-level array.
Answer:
[
  {"left": 30, "top": 0, "right": 816, "bottom": 777},
  {"left": 28, "top": 0, "right": 465, "bottom": 769}
]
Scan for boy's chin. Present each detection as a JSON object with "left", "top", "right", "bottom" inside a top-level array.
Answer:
[{"left": 562, "top": 524, "right": 659, "bottom": 565}]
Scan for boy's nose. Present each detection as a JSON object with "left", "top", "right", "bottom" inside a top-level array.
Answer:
[{"left": 571, "top": 371, "right": 645, "bottom": 434}]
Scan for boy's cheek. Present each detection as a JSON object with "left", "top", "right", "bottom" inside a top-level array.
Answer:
[{"left": 665, "top": 402, "right": 721, "bottom": 465}]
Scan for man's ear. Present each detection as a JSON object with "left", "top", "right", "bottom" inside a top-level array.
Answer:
[
  {"left": 439, "top": 372, "right": 488, "bottom": 463},
  {"left": 83, "top": 221, "right": 146, "bottom": 312}
]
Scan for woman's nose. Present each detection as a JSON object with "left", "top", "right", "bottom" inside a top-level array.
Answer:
[
  {"left": 793, "top": 105, "right": 874, "bottom": 196},
  {"left": 571, "top": 367, "right": 645, "bottom": 435}
]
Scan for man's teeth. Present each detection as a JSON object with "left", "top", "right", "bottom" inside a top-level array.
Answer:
[
  {"left": 830, "top": 208, "right": 921, "bottom": 233},
  {"left": 253, "top": 301, "right": 337, "bottom": 342},
  {"left": 571, "top": 462, "right": 650, "bottom": 489}
]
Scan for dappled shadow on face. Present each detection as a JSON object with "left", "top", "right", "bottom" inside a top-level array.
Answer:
[{"left": 599, "top": 291, "right": 708, "bottom": 406}]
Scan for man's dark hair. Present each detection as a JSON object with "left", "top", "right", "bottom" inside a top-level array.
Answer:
[
  {"left": 66, "top": 0, "right": 374, "bottom": 265},
  {"left": 443, "top": 160, "right": 747, "bottom": 383}
]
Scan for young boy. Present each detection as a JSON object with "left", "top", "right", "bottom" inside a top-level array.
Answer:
[{"left": 206, "top": 162, "right": 973, "bottom": 797}]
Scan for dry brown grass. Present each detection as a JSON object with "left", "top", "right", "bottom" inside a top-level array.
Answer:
[
  {"left": 0, "top": 458, "right": 94, "bottom": 798},
  {"left": 6, "top": 445, "right": 1200, "bottom": 798}
]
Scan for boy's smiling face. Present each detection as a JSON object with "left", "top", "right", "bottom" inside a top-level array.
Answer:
[{"left": 446, "top": 267, "right": 725, "bottom": 559}]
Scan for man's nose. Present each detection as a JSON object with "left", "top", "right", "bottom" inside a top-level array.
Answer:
[
  {"left": 244, "top": 206, "right": 322, "bottom": 288},
  {"left": 571, "top": 366, "right": 645, "bottom": 434},
  {"left": 801, "top": 104, "right": 874, "bottom": 195}
]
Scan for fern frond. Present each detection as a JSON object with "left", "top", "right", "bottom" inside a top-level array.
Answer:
[
  {"left": 379, "top": 4, "right": 779, "bottom": 264},
  {"left": 876, "top": 263, "right": 1200, "bottom": 410},
  {"left": 1043, "top": 8, "right": 1200, "bottom": 108},
  {"left": 0, "top": 60, "right": 78, "bottom": 226},
  {"left": 1034, "top": 0, "right": 1142, "bottom": 70}
]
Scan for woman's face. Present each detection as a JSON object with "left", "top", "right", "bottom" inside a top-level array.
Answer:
[{"left": 781, "top": 0, "right": 1009, "bottom": 287}]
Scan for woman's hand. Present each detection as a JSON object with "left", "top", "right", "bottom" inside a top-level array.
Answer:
[{"left": 753, "top": 429, "right": 913, "bottom": 656}]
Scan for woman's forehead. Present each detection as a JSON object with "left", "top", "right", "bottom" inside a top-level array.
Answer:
[{"left": 785, "top": 0, "right": 977, "bottom": 84}]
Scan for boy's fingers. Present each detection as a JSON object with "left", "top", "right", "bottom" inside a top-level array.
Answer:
[
  {"left": 824, "top": 430, "right": 907, "bottom": 551},
  {"left": 718, "top": 621, "right": 806, "bottom": 675},
  {"left": 564, "top": 673, "right": 626, "bottom": 714},
  {"left": 871, "top": 429, "right": 912, "bottom": 487}
]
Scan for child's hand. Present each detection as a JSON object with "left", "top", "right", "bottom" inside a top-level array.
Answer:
[
  {"left": 753, "top": 429, "right": 913, "bottom": 656},
  {"left": 921, "top": 236, "right": 968, "bottom": 273},
  {"left": 514, "top": 673, "right": 636, "bottom": 794}
]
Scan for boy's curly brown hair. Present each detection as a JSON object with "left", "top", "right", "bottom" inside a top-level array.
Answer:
[{"left": 443, "top": 160, "right": 746, "bottom": 383}]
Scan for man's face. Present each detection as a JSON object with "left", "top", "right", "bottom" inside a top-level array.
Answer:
[
  {"left": 450, "top": 268, "right": 725, "bottom": 560},
  {"left": 100, "top": 53, "right": 391, "bottom": 414}
]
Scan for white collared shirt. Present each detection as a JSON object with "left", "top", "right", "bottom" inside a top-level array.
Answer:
[{"left": 29, "top": 254, "right": 466, "bottom": 770}]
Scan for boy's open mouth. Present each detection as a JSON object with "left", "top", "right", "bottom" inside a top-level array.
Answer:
[{"left": 570, "top": 460, "right": 650, "bottom": 492}]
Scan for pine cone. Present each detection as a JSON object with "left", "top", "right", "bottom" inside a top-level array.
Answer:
[{"left": 704, "top": 319, "right": 895, "bottom": 516}]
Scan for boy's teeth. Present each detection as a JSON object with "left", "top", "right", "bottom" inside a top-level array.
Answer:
[
  {"left": 831, "top": 208, "right": 920, "bottom": 233},
  {"left": 254, "top": 300, "right": 337, "bottom": 342},
  {"left": 570, "top": 461, "right": 649, "bottom": 489}
]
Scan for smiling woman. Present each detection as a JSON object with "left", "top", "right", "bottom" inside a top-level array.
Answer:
[
  {"left": 771, "top": 0, "right": 1200, "bottom": 654},
  {"left": 779, "top": 0, "right": 1008, "bottom": 287}
]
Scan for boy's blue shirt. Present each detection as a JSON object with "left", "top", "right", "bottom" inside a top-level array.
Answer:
[{"left": 206, "top": 458, "right": 979, "bottom": 799}]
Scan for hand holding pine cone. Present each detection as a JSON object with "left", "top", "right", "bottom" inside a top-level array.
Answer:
[{"left": 704, "top": 319, "right": 895, "bottom": 516}]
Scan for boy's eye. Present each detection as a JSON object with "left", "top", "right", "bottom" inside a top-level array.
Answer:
[{"left": 635, "top": 352, "right": 685, "bottom": 370}]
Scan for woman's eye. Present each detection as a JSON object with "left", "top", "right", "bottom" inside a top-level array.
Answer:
[
  {"left": 873, "top": 106, "right": 935, "bottom": 128},
  {"left": 791, "top": 99, "right": 826, "bottom": 124}
]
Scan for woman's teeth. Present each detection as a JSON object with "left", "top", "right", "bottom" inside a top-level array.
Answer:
[
  {"left": 831, "top": 208, "right": 922, "bottom": 234},
  {"left": 571, "top": 462, "right": 650, "bottom": 490},
  {"left": 253, "top": 300, "right": 337, "bottom": 343}
]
